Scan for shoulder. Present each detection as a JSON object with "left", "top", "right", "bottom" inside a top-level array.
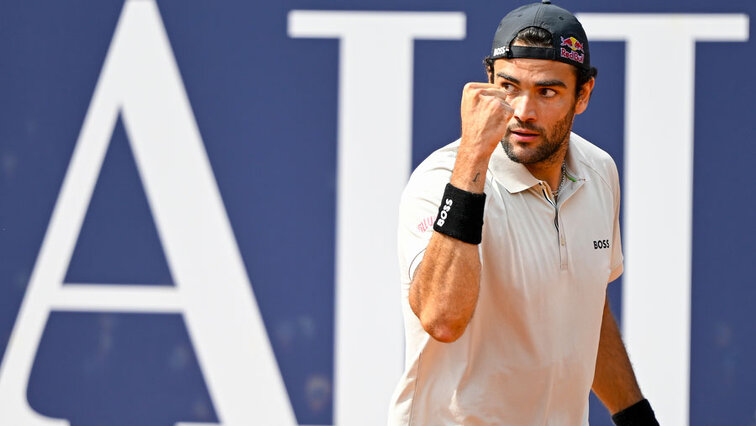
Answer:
[
  {"left": 401, "top": 139, "right": 460, "bottom": 202},
  {"left": 569, "top": 132, "right": 620, "bottom": 192}
]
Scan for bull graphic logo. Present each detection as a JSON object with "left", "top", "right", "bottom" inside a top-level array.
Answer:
[{"left": 559, "top": 35, "right": 585, "bottom": 63}]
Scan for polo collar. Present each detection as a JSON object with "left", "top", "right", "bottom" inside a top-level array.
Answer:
[{"left": 487, "top": 132, "right": 589, "bottom": 193}]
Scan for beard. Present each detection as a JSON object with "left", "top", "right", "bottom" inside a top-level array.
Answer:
[{"left": 501, "top": 106, "right": 576, "bottom": 165}]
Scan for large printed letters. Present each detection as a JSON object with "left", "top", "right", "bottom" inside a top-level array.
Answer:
[
  {"left": 288, "top": 12, "right": 466, "bottom": 424},
  {"left": 0, "top": 4, "right": 750, "bottom": 426},
  {"left": 0, "top": 1, "right": 296, "bottom": 425},
  {"left": 579, "top": 13, "right": 749, "bottom": 426}
]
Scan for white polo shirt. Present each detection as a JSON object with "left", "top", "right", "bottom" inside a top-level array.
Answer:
[{"left": 388, "top": 133, "right": 623, "bottom": 426}]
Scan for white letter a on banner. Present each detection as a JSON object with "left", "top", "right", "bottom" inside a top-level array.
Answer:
[{"left": 0, "top": 1, "right": 296, "bottom": 425}]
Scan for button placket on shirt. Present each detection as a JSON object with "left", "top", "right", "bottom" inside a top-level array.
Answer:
[
  {"left": 537, "top": 181, "right": 567, "bottom": 270},
  {"left": 556, "top": 175, "right": 585, "bottom": 271},
  {"left": 556, "top": 209, "right": 568, "bottom": 270}
]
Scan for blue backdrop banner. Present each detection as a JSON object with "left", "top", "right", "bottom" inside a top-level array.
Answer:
[{"left": 0, "top": 1, "right": 753, "bottom": 425}]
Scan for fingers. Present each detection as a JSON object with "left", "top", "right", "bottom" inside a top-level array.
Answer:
[
  {"left": 463, "top": 82, "right": 505, "bottom": 98},
  {"left": 463, "top": 83, "right": 511, "bottom": 109},
  {"left": 460, "top": 81, "right": 513, "bottom": 129},
  {"left": 479, "top": 89, "right": 512, "bottom": 111},
  {"left": 459, "top": 81, "right": 513, "bottom": 158},
  {"left": 464, "top": 82, "right": 497, "bottom": 90},
  {"left": 478, "top": 88, "right": 507, "bottom": 99},
  {"left": 477, "top": 92, "right": 512, "bottom": 117}
]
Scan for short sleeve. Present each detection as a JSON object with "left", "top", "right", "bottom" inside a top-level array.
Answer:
[
  {"left": 608, "top": 159, "right": 624, "bottom": 283},
  {"left": 397, "top": 160, "right": 453, "bottom": 286}
]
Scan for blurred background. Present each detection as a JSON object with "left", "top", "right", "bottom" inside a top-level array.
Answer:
[{"left": 0, "top": 0, "right": 754, "bottom": 425}]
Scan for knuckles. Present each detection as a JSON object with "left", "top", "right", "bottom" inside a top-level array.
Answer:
[
  {"left": 461, "top": 82, "right": 511, "bottom": 134},
  {"left": 482, "top": 96, "right": 507, "bottom": 113}
]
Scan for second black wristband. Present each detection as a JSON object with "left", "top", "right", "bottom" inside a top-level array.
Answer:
[
  {"left": 611, "top": 399, "right": 659, "bottom": 426},
  {"left": 433, "top": 183, "right": 486, "bottom": 245}
]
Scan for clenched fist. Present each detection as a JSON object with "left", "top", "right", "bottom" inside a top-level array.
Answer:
[
  {"left": 460, "top": 83, "right": 513, "bottom": 158},
  {"left": 451, "top": 83, "right": 513, "bottom": 193}
]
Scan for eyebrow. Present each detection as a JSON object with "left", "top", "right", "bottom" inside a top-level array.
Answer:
[
  {"left": 495, "top": 72, "right": 567, "bottom": 88},
  {"left": 536, "top": 79, "right": 567, "bottom": 88},
  {"left": 496, "top": 72, "right": 520, "bottom": 84}
]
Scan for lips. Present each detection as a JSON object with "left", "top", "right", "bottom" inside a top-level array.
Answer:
[
  {"left": 509, "top": 129, "right": 540, "bottom": 142},
  {"left": 511, "top": 129, "right": 538, "bottom": 136}
]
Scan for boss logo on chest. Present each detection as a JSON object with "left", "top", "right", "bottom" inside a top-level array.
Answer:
[{"left": 593, "top": 239, "right": 610, "bottom": 249}]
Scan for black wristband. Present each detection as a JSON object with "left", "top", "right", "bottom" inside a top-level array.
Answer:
[
  {"left": 432, "top": 183, "right": 486, "bottom": 244},
  {"left": 611, "top": 399, "right": 659, "bottom": 426}
]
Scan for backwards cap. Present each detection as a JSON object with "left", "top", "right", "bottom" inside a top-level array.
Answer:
[{"left": 490, "top": 0, "right": 591, "bottom": 70}]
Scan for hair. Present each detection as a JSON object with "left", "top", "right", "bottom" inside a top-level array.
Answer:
[{"left": 484, "top": 26, "right": 598, "bottom": 99}]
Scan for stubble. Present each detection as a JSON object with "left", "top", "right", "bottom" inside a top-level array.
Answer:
[{"left": 501, "top": 107, "right": 575, "bottom": 166}]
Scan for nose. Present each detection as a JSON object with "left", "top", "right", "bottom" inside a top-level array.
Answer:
[{"left": 510, "top": 94, "right": 537, "bottom": 122}]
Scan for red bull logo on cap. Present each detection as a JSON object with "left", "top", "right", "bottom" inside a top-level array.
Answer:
[{"left": 560, "top": 36, "right": 585, "bottom": 64}]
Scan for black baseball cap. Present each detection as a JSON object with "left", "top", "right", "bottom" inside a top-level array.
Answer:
[{"left": 490, "top": 0, "right": 591, "bottom": 71}]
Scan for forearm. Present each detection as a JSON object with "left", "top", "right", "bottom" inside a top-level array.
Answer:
[
  {"left": 408, "top": 82, "right": 511, "bottom": 343},
  {"left": 409, "top": 229, "right": 481, "bottom": 342},
  {"left": 408, "top": 140, "right": 491, "bottom": 342},
  {"left": 592, "top": 295, "right": 643, "bottom": 414},
  {"left": 450, "top": 141, "right": 490, "bottom": 193}
]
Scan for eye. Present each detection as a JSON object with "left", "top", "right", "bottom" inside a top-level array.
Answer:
[
  {"left": 540, "top": 88, "right": 557, "bottom": 98},
  {"left": 500, "top": 82, "right": 515, "bottom": 93}
]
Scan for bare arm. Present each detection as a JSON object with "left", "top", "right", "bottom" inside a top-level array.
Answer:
[
  {"left": 592, "top": 295, "right": 644, "bottom": 414},
  {"left": 408, "top": 83, "right": 512, "bottom": 343}
]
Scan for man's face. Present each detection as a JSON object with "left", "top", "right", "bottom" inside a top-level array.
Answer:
[{"left": 490, "top": 58, "right": 592, "bottom": 165}]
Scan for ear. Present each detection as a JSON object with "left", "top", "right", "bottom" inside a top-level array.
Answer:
[{"left": 574, "top": 77, "right": 595, "bottom": 115}]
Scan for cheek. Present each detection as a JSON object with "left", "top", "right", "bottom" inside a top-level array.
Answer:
[
  {"left": 539, "top": 105, "right": 568, "bottom": 125},
  {"left": 544, "top": 99, "right": 576, "bottom": 120},
  {"left": 537, "top": 107, "right": 574, "bottom": 136}
]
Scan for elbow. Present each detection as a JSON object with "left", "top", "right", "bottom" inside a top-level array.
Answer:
[
  {"left": 409, "top": 285, "right": 471, "bottom": 343},
  {"left": 419, "top": 314, "right": 468, "bottom": 343},
  {"left": 428, "top": 324, "right": 465, "bottom": 343}
]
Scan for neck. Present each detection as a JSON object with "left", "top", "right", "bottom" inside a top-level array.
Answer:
[{"left": 525, "top": 146, "right": 568, "bottom": 192}]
